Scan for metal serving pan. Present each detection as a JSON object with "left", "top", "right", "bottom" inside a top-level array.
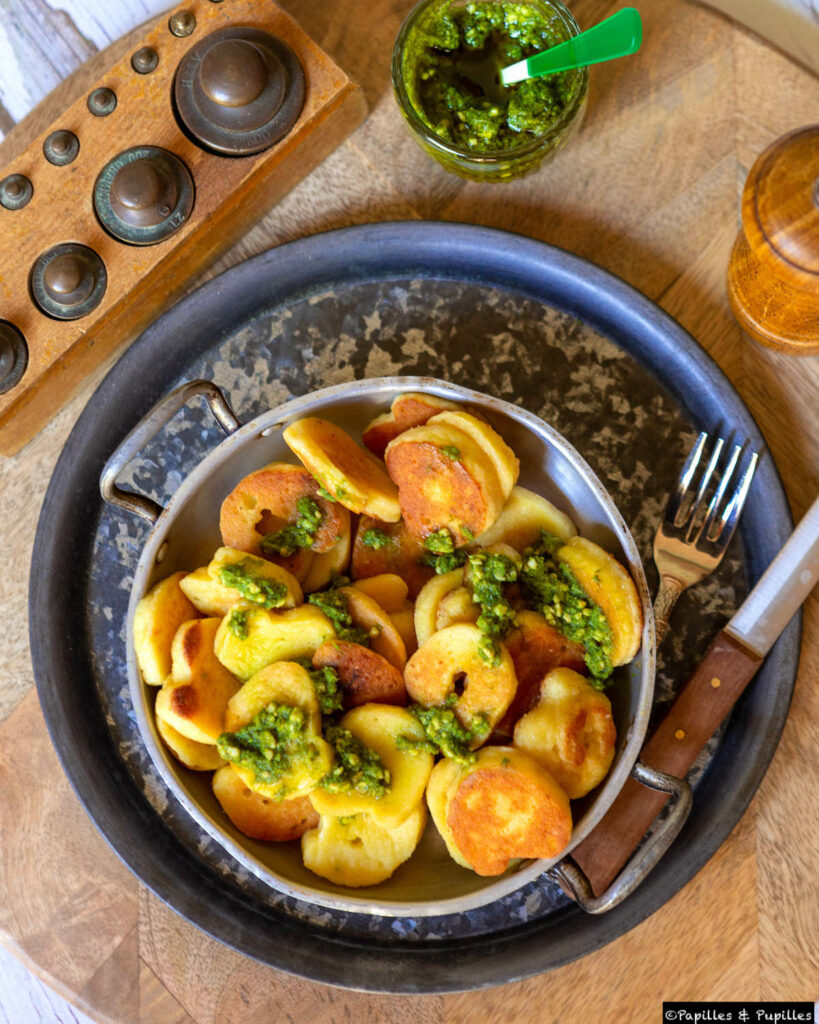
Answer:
[{"left": 101, "top": 375, "right": 686, "bottom": 916}]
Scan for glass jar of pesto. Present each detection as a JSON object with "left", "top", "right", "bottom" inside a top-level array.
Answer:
[{"left": 392, "top": 0, "right": 588, "bottom": 182}]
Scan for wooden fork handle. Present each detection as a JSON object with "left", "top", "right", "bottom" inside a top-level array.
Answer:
[
  {"left": 653, "top": 574, "right": 685, "bottom": 645},
  {"left": 569, "top": 629, "right": 763, "bottom": 897}
]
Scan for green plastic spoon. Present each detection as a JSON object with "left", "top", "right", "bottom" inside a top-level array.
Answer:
[{"left": 500, "top": 7, "right": 643, "bottom": 86}]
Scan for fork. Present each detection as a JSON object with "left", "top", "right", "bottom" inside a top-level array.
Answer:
[{"left": 653, "top": 432, "right": 759, "bottom": 644}]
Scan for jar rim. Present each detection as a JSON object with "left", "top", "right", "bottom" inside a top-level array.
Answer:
[{"left": 391, "top": 0, "right": 590, "bottom": 164}]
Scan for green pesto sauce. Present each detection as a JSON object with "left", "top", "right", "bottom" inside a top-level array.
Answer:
[
  {"left": 261, "top": 496, "right": 325, "bottom": 558},
  {"left": 420, "top": 527, "right": 469, "bottom": 574},
  {"left": 439, "top": 445, "right": 461, "bottom": 459},
  {"left": 308, "top": 665, "right": 344, "bottom": 716},
  {"left": 218, "top": 559, "right": 288, "bottom": 610},
  {"left": 398, "top": 694, "right": 489, "bottom": 765},
  {"left": 361, "top": 527, "right": 393, "bottom": 550},
  {"left": 226, "top": 609, "right": 249, "bottom": 640},
  {"left": 308, "top": 587, "right": 370, "bottom": 646},
  {"left": 403, "top": 1, "right": 580, "bottom": 152},
  {"left": 520, "top": 531, "right": 614, "bottom": 686},
  {"left": 217, "top": 703, "right": 319, "bottom": 793},
  {"left": 467, "top": 549, "right": 519, "bottom": 665},
  {"left": 320, "top": 725, "right": 391, "bottom": 798}
]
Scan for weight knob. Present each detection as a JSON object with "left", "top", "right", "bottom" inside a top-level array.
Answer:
[
  {"left": 43, "top": 130, "right": 80, "bottom": 166},
  {"left": 727, "top": 125, "right": 819, "bottom": 355},
  {"left": 30, "top": 244, "right": 107, "bottom": 320},
  {"left": 87, "top": 87, "right": 117, "bottom": 117},
  {"left": 169, "top": 10, "right": 196, "bottom": 37},
  {"left": 0, "top": 174, "right": 33, "bottom": 210},
  {"left": 132, "top": 47, "right": 159, "bottom": 74},
  {"left": 174, "top": 26, "right": 305, "bottom": 155},
  {"left": 0, "top": 322, "right": 28, "bottom": 394},
  {"left": 94, "top": 146, "right": 194, "bottom": 245}
]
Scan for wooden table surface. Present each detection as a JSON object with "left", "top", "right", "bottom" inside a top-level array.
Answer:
[{"left": 1, "top": 1, "right": 818, "bottom": 1021}]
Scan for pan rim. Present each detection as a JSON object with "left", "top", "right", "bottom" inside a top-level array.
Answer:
[{"left": 124, "top": 374, "right": 656, "bottom": 917}]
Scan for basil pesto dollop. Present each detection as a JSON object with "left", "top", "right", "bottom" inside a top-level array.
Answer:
[
  {"left": 307, "top": 587, "right": 371, "bottom": 646},
  {"left": 520, "top": 531, "right": 614, "bottom": 685},
  {"left": 261, "top": 496, "right": 325, "bottom": 558},
  {"left": 361, "top": 527, "right": 393, "bottom": 550},
  {"left": 403, "top": 1, "right": 582, "bottom": 152},
  {"left": 217, "top": 703, "right": 320, "bottom": 792},
  {"left": 398, "top": 694, "right": 489, "bottom": 765},
  {"left": 226, "top": 608, "right": 249, "bottom": 640},
  {"left": 420, "top": 527, "right": 468, "bottom": 574},
  {"left": 218, "top": 559, "right": 288, "bottom": 610},
  {"left": 308, "top": 665, "right": 344, "bottom": 716},
  {"left": 467, "top": 548, "right": 519, "bottom": 666},
  {"left": 320, "top": 725, "right": 391, "bottom": 798}
]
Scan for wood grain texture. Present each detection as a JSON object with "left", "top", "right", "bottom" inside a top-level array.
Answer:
[
  {"left": 0, "top": 0, "right": 366, "bottom": 455},
  {"left": 572, "top": 631, "right": 763, "bottom": 896},
  {"left": 0, "top": 0, "right": 817, "bottom": 1020}
]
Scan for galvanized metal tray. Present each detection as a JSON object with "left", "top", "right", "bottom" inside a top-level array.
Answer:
[{"left": 29, "top": 222, "right": 799, "bottom": 993}]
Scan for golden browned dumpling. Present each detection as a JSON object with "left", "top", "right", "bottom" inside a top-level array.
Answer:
[
  {"left": 427, "top": 746, "right": 572, "bottom": 876},
  {"left": 339, "top": 586, "right": 407, "bottom": 671},
  {"left": 351, "top": 573, "right": 408, "bottom": 611},
  {"left": 404, "top": 623, "right": 518, "bottom": 741},
  {"left": 351, "top": 516, "right": 433, "bottom": 599},
  {"left": 283, "top": 417, "right": 401, "bottom": 521},
  {"left": 312, "top": 639, "right": 407, "bottom": 708},
  {"left": 219, "top": 461, "right": 348, "bottom": 563},
  {"left": 213, "top": 765, "right": 319, "bottom": 841},
  {"left": 156, "top": 708, "right": 225, "bottom": 771},
  {"left": 513, "top": 667, "right": 616, "bottom": 799},
  {"left": 154, "top": 618, "right": 241, "bottom": 744},
  {"left": 134, "top": 572, "right": 199, "bottom": 686},
  {"left": 361, "top": 394, "right": 464, "bottom": 458},
  {"left": 474, "top": 485, "right": 577, "bottom": 552},
  {"left": 384, "top": 422, "right": 506, "bottom": 545},
  {"left": 495, "top": 610, "right": 586, "bottom": 736},
  {"left": 413, "top": 568, "right": 477, "bottom": 647},
  {"left": 213, "top": 604, "right": 335, "bottom": 680},
  {"left": 221, "top": 662, "right": 333, "bottom": 802},
  {"left": 557, "top": 537, "right": 642, "bottom": 666},
  {"left": 309, "top": 704, "right": 434, "bottom": 828},
  {"left": 302, "top": 805, "right": 426, "bottom": 887}
]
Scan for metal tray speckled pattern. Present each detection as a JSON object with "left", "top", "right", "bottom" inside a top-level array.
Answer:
[{"left": 29, "top": 223, "right": 799, "bottom": 993}]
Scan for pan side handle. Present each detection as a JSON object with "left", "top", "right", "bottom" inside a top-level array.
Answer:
[
  {"left": 546, "top": 760, "right": 693, "bottom": 914},
  {"left": 100, "top": 380, "right": 242, "bottom": 524}
]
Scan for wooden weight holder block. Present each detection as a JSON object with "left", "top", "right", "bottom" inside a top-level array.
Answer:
[{"left": 0, "top": 0, "right": 366, "bottom": 455}]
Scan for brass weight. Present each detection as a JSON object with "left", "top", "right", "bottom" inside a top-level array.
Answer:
[
  {"left": 94, "top": 146, "right": 195, "bottom": 245},
  {"left": 30, "top": 244, "right": 108, "bottom": 320},
  {"left": 174, "top": 26, "right": 305, "bottom": 155},
  {"left": 0, "top": 322, "right": 28, "bottom": 394}
]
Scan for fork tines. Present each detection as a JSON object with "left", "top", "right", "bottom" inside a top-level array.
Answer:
[{"left": 667, "top": 432, "right": 759, "bottom": 549}]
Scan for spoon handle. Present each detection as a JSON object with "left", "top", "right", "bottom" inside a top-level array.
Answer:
[{"left": 501, "top": 7, "right": 643, "bottom": 85}]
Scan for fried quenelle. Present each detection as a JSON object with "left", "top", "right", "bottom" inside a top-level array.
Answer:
[
  {"left": 220, "top": 462, "right": 348, "bottom": 561},
  {"left": 134, "top": 391, "right": 644, "bottom": 889},
  {"left": 404, "top": 623, "right": 517, "bottom": 740},
  {"left": 213, "top": 765, "right": 319, "bottom": 842},
  {"left": 514, "top": 668, "right": 616, "bottom": 799},
  {"left": 428, "top": 746, "right": 572, "bottom": 876}
]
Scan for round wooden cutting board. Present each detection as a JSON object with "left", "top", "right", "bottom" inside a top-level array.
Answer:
[{"left": 0, "top": 0, "right": 818, "bottom": 1021}]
